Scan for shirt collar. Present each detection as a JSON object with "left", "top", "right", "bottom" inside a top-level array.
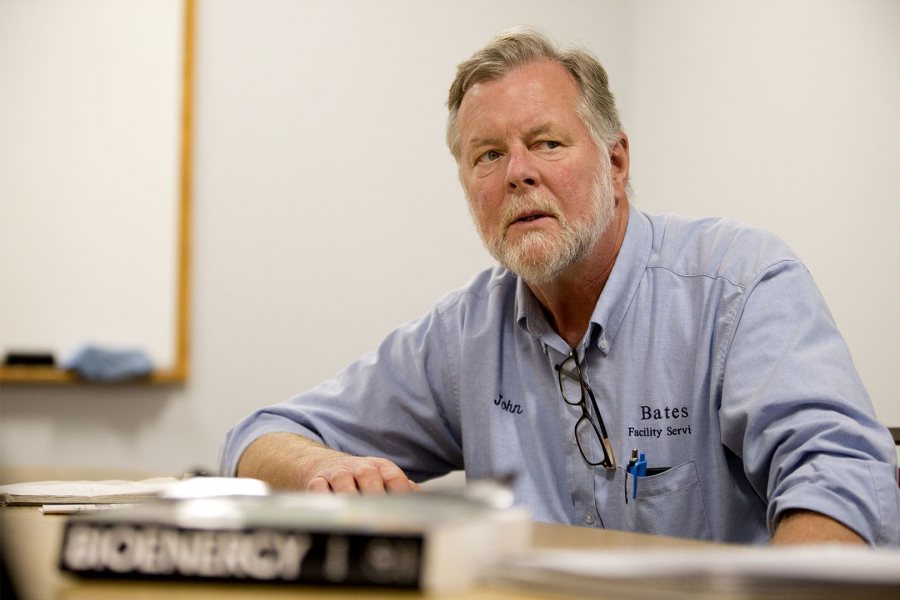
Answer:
[
  {"left": 588, "top": 204, "right": 653, "bottom": 354},
  {"left": 514, "top": 204, "right": 653, "bottom": 355},
  {"left": 515, "top": 274, "right": 550, "bottom": 337}
]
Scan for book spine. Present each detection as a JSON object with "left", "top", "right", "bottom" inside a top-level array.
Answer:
[{"left": 58, "top": 521, "right": 425, "bottom": 588}]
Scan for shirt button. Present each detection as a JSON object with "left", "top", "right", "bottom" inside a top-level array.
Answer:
[
  {"left": 599, "top": 338, "right": 609, "bottom": 350},
  {"left": 585, "top": 514, "right": 594, "bottom": 524}
]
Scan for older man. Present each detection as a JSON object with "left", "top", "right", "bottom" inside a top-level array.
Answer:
[{"left": 221, "top": 29, "right": 899, "bottom": 545}]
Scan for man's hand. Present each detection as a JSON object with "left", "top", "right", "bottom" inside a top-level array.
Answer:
[
  {"left": 772, "top": 510, "right": 866, "bottom": 545},
  {"left": 304, "top": 453, "right": 420, "bottom": 493},
  {"left": 236, "top": 432, "right": 419, "bottom": 493}
]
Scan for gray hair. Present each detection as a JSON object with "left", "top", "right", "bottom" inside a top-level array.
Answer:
[{"left": 446, "top": 27, "right": 624, "bottom": 161}]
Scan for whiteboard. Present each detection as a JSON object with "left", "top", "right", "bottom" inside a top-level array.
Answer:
[{"left": 0, "top": 0, "right": 191, "bottom": 381}]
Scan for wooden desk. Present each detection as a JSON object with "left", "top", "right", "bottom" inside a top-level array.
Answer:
[{"left": 1, "top": 506, "right": 712, "bottom": 600}]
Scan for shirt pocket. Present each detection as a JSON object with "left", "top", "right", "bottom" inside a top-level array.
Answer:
[{"left": 622, "top": 460, "right": 711, "bottom": 540}]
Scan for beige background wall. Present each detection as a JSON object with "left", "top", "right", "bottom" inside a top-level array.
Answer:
[{"left": 1, "top": 0, "right": 897, "bottom": 475}]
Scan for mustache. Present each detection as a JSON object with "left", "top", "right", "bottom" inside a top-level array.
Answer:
[{"left": 500, "top": 192, "right": 563, "bottom": 230}]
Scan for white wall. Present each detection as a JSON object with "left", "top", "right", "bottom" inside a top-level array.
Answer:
[
  {"left": 623, "top": 0, "right": 900, "bottom": 427},
  {"left": 0, "top": 0, "right": 896, "bottom": 475}
]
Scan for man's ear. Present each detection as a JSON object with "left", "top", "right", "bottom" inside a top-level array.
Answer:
[{"left": 609, "top": 133, "right": 630, "bottom": 205}]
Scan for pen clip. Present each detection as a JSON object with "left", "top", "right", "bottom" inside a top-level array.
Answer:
[
  {"left": 625, "top": 449, "right": 638, "bottom": 504},
  {"left": 630, "top": 452, "right": 647, "bottom": 500},
  {"left": 626, "top": 448, "right": 638, "bottom": 473}
]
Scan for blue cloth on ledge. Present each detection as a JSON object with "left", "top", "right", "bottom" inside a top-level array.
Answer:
[{"left": 63, "top": 345, "right": 153, "bottom": 381}]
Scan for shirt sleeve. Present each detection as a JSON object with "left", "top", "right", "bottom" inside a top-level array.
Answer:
[
  {"left": 718, "top": 259, "right": 900, "bottom": 545},
  {"left": 218, "top": 306, "right": 465, "bottom": 481}
]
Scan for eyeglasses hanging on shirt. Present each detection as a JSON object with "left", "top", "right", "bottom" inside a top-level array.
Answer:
[{"left": 555, "top": 351, "right": 617, "bottom": 470}]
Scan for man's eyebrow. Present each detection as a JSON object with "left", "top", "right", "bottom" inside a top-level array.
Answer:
[
  {"left": 527, "top": 123, "right": 572, "bottom": 141},
  {"left": 526, "top": 124, "right": 555, "bottom": 138},
  {"left": 464, "top": 124, "right": 564, "bottom": 154},
  {"left": 466, "top": 137, "right": 501, "bottom": 152}
]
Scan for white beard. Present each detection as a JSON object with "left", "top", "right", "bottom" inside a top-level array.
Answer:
[{"left": 469, "top": 163, "right": 616, "bottom": 285}]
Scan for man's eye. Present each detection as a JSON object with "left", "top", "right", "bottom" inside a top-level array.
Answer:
[
  {"left": 477, "top": 150, "right": 502, "bottom": 164},
  {"left": 539, "top": 140, "right": 561, "bottom": 150}
]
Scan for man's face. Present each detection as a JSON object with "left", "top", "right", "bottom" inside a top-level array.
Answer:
[{"left": 456, "top": 60, "right": 615, "bottom": 284}]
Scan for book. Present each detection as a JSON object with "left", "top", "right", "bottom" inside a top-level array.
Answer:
[{"left": 58, "top": 486, "right": 531, "bottom": 593}]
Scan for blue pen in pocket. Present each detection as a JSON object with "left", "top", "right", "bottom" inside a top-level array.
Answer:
[{"left": 626, "top": 450, "right": 647, "bottom": 501}]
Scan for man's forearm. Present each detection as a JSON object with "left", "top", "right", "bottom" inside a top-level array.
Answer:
[
  {"left": 236, "top": 432, "right": 418, "bottom": 493},
  {"left": 237, "top": 432, "right": 338, "bottom": 490},
  {"left": 772, "top": 510, "right": 866, "bottom": 545}
]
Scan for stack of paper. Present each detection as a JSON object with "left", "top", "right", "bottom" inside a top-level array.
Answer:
[
  {"left": 487, "top": 545, "right": 900, "bottom": 599},
  {"left": 0, "top": 478, "right": 179, "bottom": 507},
  {"left": 0, "top": 477, "right": 272, "bottom": 513}
]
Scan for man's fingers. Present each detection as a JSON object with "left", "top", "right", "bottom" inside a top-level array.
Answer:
[
  {"left": 328, "top": 468, "right": 361, "bottom": 493},
  {"left": 306, "top": 456, "right": 415, "bottom": 494},
  {"left": 306, "top": 476, "right": 332, "bottom": 493},
  {"left": 354, "top": 464, "right": 388, "bottom": 494},
  {"left": 376, "top": 459, "right": 417, "bottom": 493}
]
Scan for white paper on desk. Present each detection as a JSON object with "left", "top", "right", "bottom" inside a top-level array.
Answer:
[
  {"left": 488, "top": 545, "right": 900, "bottom": 597},
  {"left": 41, "top": 503, "right": 140, "bottom": 514},
  {"left": 0, "top": 478, "right": 178, "bottom": 505}
]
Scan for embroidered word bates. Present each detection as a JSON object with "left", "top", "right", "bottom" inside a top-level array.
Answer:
[{"left": 627, "top": 404, "right": 693, "bottom": 438}]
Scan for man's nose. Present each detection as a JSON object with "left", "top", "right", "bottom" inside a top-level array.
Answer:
[{"left": 505, "top": 148, "right": 539, "bottom": 192}]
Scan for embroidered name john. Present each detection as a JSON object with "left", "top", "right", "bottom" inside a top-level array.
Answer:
[{"left": 493, "top": 394, "right": 523, "bottom": 415}]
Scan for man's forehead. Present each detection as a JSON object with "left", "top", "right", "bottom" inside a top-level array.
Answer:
[
  {"left": 457, "top": 61, "right": 582, "bottom": 143},
  {"left": 462, "top": 60, "right": 579, "bottom": 105}
]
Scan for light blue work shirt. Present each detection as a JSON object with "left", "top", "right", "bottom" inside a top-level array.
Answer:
[{"left": 221, "top": 205, "right": 900, "bottom": 545}]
